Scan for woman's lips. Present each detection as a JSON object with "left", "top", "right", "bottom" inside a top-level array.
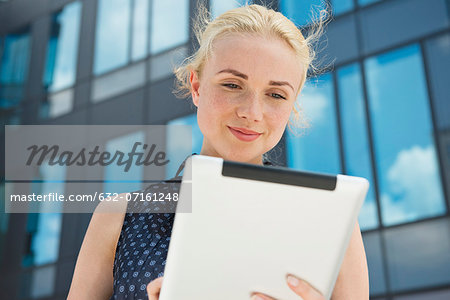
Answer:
[{"left": 228, "top": 126, "right": 262, "bottom": 142}]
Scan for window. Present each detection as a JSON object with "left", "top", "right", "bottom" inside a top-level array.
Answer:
[
  {"left": 364, "top": 44, "right": 445, "bottom": 226},
  {"left": 23, "top": 163, "right": 65, "bottom": 267},
  {"left": 132, "top": 0, "right": 149, "bottom": 60},
  {"left": 286, "top": 73, "right": 341, "bottom": 174},
  {"left": 0, "top": 183, "right": 9, "bottom": 265},
  {"left": 358, "top": 0, "right": 381, "bottom": 6},
  {"left": 384, "top": 218, "right": 450, "bottom": 292},
  {"left": 0, "top": 27, "right": 31, "bottom": 124},
  {"left": 210, "top": 0, "right": 248, "bottom": 20},
  {"left": 19, "top": 265, "right": 57, "bottom": 299},
  {"left": 363, "top": 232, "right": 388, "bottom": 295},
  {"left": 167, "top": 114, "right": 203, "bottom": 177},
  {"left": 279, "top": 0, "right": 327, "bottom": 27},
  {"left": 43, "top": 1, "right": 81, "bottom": 92},
  {"left": 41, "top": 1, "right": 82, "bottom": 118},
  {"left": 424, "top": 33, "right": 450, "bottom": 130},
  {"left": 31, "top": 265, "right": 57, "bottom": 298},
  {"left": 103, "top": 131, "right": 145, "bottom": 194},
  {"left": 94, "top": 0, "right": 189, "bottom": 76},
  {"left": 150, "top": 0, "right": 189, "bottom": 54},
  {"left": 393, "top": 288, "right": 450, "bottom": 300},
  {"left": 337, "top": 63, "right": 378, "bottom": 230},
  {"left": 331, "top": 0, "right": 353, "bottom": 16},
  {"left": 94, "top": 0, "right": 132, "bottom": 75}
]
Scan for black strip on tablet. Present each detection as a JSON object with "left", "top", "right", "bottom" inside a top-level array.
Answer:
[{"left": 222, "top": 161, "right": 337, "bottom": 191}]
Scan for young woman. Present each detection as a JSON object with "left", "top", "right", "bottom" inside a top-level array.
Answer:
[{"left": 68, "top": 4, "right": 369, "bottom": 300}]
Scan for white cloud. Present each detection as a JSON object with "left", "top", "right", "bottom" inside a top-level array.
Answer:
[{"left": 381, "top": 145, "right": 445, "bottom": 225}]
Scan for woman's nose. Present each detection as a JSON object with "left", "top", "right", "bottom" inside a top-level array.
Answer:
[{"left": 236, "top": 93, "right": 263, "bottom": 122}]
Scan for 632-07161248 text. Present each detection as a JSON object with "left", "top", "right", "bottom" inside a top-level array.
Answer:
[{"left": 9, "top": 192, "right": 179, "bottom": 202}]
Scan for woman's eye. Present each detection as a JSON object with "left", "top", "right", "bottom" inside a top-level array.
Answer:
[
  {"left": 270, "top": 93, "right": 286, "bottom": 100},
  {"left": 222, "top": 83, "right": 240, "bottom": 89}
]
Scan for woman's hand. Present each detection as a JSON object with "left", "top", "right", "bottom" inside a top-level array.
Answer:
[
  {"left": 251, "top": 274, "right": 325, "bottom": 300},
  {"left": 146, "top": 274, "right": 324, "bottom": 300},
  {"left": 147, "top": 276, "right": 164, "bottom": 300}
]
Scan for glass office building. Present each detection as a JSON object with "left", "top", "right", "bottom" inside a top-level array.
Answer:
[{"left": 0, "top": 0, "right": 449, "bottom": 299}]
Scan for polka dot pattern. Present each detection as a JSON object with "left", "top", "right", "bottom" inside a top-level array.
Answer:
[
  {"left": 110, "top": 196, "right": 178, "bottom": 299},
  {"left": 109, "top": 158, "right": 186, "bottom": 300}
]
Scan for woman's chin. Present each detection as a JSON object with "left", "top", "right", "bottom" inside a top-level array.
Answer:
[
  {"left": 220, "top": 151, "right": 264, "bottom": 165},
  {"left": 199, "top": 143, "right": 267, "bottom": 165}
]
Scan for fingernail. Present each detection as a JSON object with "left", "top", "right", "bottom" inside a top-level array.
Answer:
[
  {"left": 251, "top": 295, "right": 265, "bottom": 300},
  {"left": 287, "top": 275, "right": 300, "bottom": 287}
]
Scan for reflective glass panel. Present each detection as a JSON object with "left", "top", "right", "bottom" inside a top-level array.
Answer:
[
  {"left": 363, "top": 231, "right": 387, "bottom": 295},
  {"left": 385, "top": 218, "right": 450, "bottom": 291},
  {"left": 167, "top": 114, "right": 203, "bottom": 177},
  {"left": 0, "top": 184, "right": 9, "bottom": 233},
  {"left": 0, "top": 184, "right": 9, "bottom": 265},
  {"left": 280, "top": 0, "right": 327, "bottom": 27},
  {"left": 0, "top": 27, "right": 30, "bottom": 111},
  {"left": 337, "top": 63, "right": 378, "bottom": 230},
  {"left": 94, "top": 0, "right": 131, "bottom": 75},
  {"left": 424, "top": 33, "right": 450, "bottom": 130},
  {"left": 31, "top": 265, "right": 56, "bottom": 298},
  {"left": 210, "top": 0, "right": 248, "bottom": 20},
  {"left": 286, "top": 73, "right": 341, "bottom": 174},
  {"left": 132, "top": 0, "right": 149, "bottom": 61},
  {"left": 19, "top": 265, "right": 57, "bottom": 299},
  {"left": 23, "top": 163, "right": 65, "bottom": 266},
  {"left": 40, "top": 88, "right": 74, "bottom": 119},
  {"left": 0, "top": 108, "right": 22, "bottom": 125},
  {"left": 104, "top": 131, "right": 145, "bottom": 194},
  {"left": 364, "top": 44, "right": 445, "bottom": 226},
  {"left": 358, "top": 0, "right": 381, "bottom": 6},
  {"left": 394, "top": 289, "right": 450, "bottom": 300},
  {"left": 43, "top": 1, "right": 82, "bottom": 92},
  {"left": 150, "top": 0, "right": 189, "bottom": 54},
  {"left": 331, "top": 0, "right": 353, "bottom": 15}
]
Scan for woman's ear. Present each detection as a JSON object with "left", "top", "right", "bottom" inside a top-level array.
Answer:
[{"left": 190, "top": 71, "right": 200, "bottom": 107}]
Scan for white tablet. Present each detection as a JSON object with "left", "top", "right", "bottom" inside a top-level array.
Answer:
[{"left": 159, "top": 155, "right": 369, "bottom": 300}]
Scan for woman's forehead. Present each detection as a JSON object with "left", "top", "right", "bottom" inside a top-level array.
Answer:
[
  {"left": 211, "top": 33, "right": 295, "bottom": 59},
  {"left": 205, "top": 34, "right": 303, "bottom": 83}
]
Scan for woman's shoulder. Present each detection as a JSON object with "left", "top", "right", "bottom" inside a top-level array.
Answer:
[
  {"left": 93, "top": 192, "right": 130, "bottom": 214},
  {"left": 68, "top": 194, "right": 130, "bottom": 299},
  {"left": 88, "top": 193, "right": 131, "bottom": 257},
  {"left": 89, "top": 193, "right": 130, "bottom": 243},
  {"left": 81, "top": 193, "right": 131, "bottom": 256}
]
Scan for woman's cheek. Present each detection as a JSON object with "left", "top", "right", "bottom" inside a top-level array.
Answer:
[
  {"left": 269, "top": 110, "right": 291, "bottom": 137},
  {"left": 210, "top": 92, "right": 233, "bottom": 111}
]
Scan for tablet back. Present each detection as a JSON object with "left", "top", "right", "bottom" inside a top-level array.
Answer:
[{"left": 159, "top": 155, "right": 369, "bottom": 300}]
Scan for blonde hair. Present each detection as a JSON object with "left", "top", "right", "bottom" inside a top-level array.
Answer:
[{"left": 173, "top": 2, "right": 329, "bottom": 130}]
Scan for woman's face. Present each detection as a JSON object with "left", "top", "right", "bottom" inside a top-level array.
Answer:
[{"left": 190, "top": 34, "right": 303, "bottom": 165}]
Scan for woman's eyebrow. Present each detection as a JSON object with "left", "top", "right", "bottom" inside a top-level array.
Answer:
[
  {"left": 269, "top": 80, "right": 294, "bottom": 92},
  {"left": 216, "top": 68, "right": 248, "bottom": 80},
  {"left": 216, "top": 68, "right": 294, "bottom": 92}
]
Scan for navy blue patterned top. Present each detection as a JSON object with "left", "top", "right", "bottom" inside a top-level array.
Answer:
[{"left": 110, "top": 155, "right": 273, "bottom": 299}]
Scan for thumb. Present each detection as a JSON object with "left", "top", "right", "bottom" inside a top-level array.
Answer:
[{"left": 147, "top": 276, "right": 164, "bottom": 300}]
